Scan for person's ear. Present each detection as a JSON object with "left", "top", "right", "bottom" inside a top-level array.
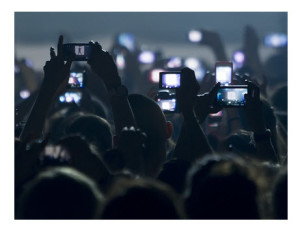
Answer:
[
  {"left": 113, "top": 135, "right": 119, "bottom": 149},
  {"left": 166, "top": 121, "right": 173, "bottom": 139}
]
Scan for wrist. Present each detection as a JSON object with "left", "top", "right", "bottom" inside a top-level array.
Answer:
[
  {"left": 253, "top": 129, "right": 271, "bottom": 142},
  {"left": 108, "top": 84, "right": 128, "bottom": 100}
]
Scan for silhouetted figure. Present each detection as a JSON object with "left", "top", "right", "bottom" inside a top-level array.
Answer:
[{"left": 17, "top": 167, "right": 104, "bottom": 219}]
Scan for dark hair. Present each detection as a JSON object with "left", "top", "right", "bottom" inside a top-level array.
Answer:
[
  {"left": 157, "top": 159, "right": 191, "bottom": 194},
  {"left": 128, "top": 94, "right": 168, "bottom": 145},
  {"left": 63, "top": 112, "right": 112, "bottom": 154},
  {"left": 101, "top": 179, "right": 185, "bottom": 219},
  {"left": 127, "top": 94, "right": 169, "bottom": 177},
  {"left": 184, "top": 154, "right": 259, "bottom": 219},
  {"left": 17, "top": 167, "right": 104, "bottom": 219}
]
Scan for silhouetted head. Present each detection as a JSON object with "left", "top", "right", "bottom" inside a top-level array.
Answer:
[
  {"left": 184, "top": 154, "right": 259, "bottom": 219},
  {"left": 101, "top": 179, "right": 184, "bottom": 219},
  {"left": 128, "top": 94, "right": 173, "bottom": 177},
  {"left": 157, "top": 159, "right": 191, "bottom": 194},
  {"left": 17, "top": 167, "right": 104, "bottom": 219},
  {"left": 63, "top": 112, "right": 112, "bottom": 155}
]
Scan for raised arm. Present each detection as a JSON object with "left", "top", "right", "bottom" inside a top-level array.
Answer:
[
  {"left": 20, "top": 36, "right": 72, "bottom": 143},
  {"left": 200, "top": 29, "right": 227, "bottom": 61},
  {"left": 87, "top": 41, "right": 136, "bottom": 139},
  {"left": 173, "top": 68, "right": 217, "bottom": 163},
  {"left": 244, "top": 80, "right": 279, "bottom": 163}
]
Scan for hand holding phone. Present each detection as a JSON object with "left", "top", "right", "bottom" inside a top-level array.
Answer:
[
  {"left": 43, "top": 36, "right": 72, "bottom": 92},
  {"left": 176, "top": 67, "right": 200, "bottom": 114},
  {"left": 216, "top": 85, "right": 248, "bottom": 107},
  {"left": 159, "top": 72, "right": 181, "bottom": 89},
  {"left": 244, "top": 80, "right": 265, "bottom": 133},
  {"left": 194, "top": 82, "right": 221, "bottom": 124},
  {"left": 87, "top": 41, "right": 121, "bottom": 90}
]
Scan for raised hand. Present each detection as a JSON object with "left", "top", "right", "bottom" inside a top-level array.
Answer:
[
  {"left": 176, "top": 67, "right": 200, "bottom": 115},
  {"left": 244, "top": 80, "right": 265, "bottom": 133},
  {"left": 87, "top": 41, "right": 121, "bottom": 90},
  {"left": 198, "top": 29, "right": 227, "bottom": 61},
  {"left": 244, "top": 80, "right": 278, "bottom": 163},
  {"left": 173, "top": 67, "right": 214, "bottom": 162},
  {"left": 20, "top": 36, "right": 72, "bottom": 143},
  {"left": 43, "top": 35, "right": 72, "bottom": 93},
  {"left": 194, "top": 82, "right": 221, "bottom": 124}
]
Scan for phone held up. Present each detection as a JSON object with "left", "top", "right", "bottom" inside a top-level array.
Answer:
[
  {"left": 215, "top": 61, "right": 233, "bottom": 85},
  {"left": 67, "top": 71, "right": 86, "bottom": 89},
  {"left": 63, "top": 43, "right": 91, "bottom": 61},
  {"left": 155, "top": 90, "right": 177, "bottom": 113},
  {"left": 159, "top": 71, "right": 181, "bottom": 89},
  {"left": 216, "top": 85, "right": 248, "bottom": 107}
]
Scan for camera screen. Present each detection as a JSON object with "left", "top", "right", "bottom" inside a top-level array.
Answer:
[
  {"left": 68, "top": 72, "right": 84, "bottom": 88},
  {"left": 59, "top": 92, "right": 82, "bottom": 103},
  {"left": 63, "top": 44, "right": 91, "bottom": 61},
  {"left": 160, "top": 72, "right": 181, "bottom": 89},
  {"left": 156, "top": 99, "right": 177, "bottom": 112},
  {"left": 217, "top": 87, "right": 247, "bottom": 107},
  {"left": 216, "top": 66, "right": 232, "bottom": 84}
]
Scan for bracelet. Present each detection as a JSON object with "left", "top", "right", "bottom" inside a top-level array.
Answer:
[{"left": 253, "top": 129, "right": 272, "bottom": 142}]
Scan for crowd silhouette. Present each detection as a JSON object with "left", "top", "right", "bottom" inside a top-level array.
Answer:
[{"left": 15, "top": 25, "right": 287, "bottom": 220}]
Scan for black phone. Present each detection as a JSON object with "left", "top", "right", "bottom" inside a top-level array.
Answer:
[
  {"left": 216, "top": 85, "right": 248, "bottom": 107},
  {"left": 63, "top": 43, "right": 91, "bottom": 61},
  {"left": 215, "top": 61, "right": 233, "bottom": 84},
  {"left": 155, "top": 90, "right": 177, "bottom": 113},
  {"left": 159, "top": 71, "right": 181, "bottom": 89},
  {"left": 67, "top": 71, "right": 86, "bottom": 89}
]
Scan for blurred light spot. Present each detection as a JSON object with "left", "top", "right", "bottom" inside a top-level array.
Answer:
[
  {"left": 188, "top": 30, "right": 203, "bottom": 43},
  {"left": 20, "top": 90, "right": 30, "bottom": 99},
  {"left": 264, "top": 33, "right": 287, "bottom": 47},
  {"left": 150, "top": 68, "right": 166, "bottom": 83},
  {"left": 167, "top": 57, "right": 182, "bottom": 68},
  {"left": 138, "top": 51, "right": 155, "bottom": 64}
]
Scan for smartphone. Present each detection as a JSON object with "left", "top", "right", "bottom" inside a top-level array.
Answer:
[
  {"left": 63, "top": 43, "right": 91, "bottom": 61},
  {"left": 59, "top": 92, "right": 82, "bottom": 103},
  {"left": 155, "top": 90, "right": 177, "bottom": 113},
  {"left": 216, "top": 85, "right": 248, "bottom": 107},
  {"left": 215, "top": 62, "right": 233, "bottom": 84},
  {"left": 67, "top": 71, "right": 86, "bottom": 89},
  {"left": 159, "top": 72, "right": 181, "bottom": 89}
]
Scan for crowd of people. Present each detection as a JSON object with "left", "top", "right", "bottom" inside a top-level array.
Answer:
[{"left": 14, "top": 25, "right": 287, "bottom": 220}]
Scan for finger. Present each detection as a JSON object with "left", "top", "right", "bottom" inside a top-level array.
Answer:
[
  {"left": 43, "top": 61, "right": 51, "bottom": 71},
  {"left": 65, "top": 58, "right": 72, "bottom": 73},
  {"left": 210, "top": 107, "right": 222, "bottom": 114},
  {"left": 253, "top": 83, "right": 260, "bottom": 99},
  {"left": 208, "top": 82, "right": 220, "bottom": 104},
  {"left": 95, "top": 41, "right": 103, "bottom": 50},
  {"left": 57, "top": 35, "right": 64, "bottom": 60},
  {"left": 50, "top": 47, "right": 56, "bottom": 59},
  {"left": 244, "top": 93, "right": 249, "bottom": 103},
  {"left": 245, "top": 80, "right": 253, "bottom": 97}
]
